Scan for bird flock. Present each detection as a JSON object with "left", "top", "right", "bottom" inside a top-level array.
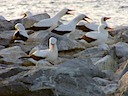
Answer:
[{"left": 10, "top": 7, "right": 113, "bottom": 64}]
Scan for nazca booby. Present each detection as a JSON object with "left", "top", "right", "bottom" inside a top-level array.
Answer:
[
  {"left": 51, "top": 14, "right": 90, "bottom": 35},
  {"left": 12, "top": 23, "right": 29, "bottom": 43},
  {"left": 76, "top": 24, "right": 112, "bottom": 47},
  {"left": 27, "top": 8, "right": 73, "bottom": 31},
  {"left": 76, "top": 17, "right": 110, "bottom": 32},
  {"left": 28, "top": 37, "right": 58, "bottom": 63}
]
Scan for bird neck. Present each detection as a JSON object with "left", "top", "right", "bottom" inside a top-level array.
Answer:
[
  {"left": 69, "top": 17, "right": 82, "bottom": 28},
  {"left": 49, "top": 44, "right": 58, "bottom": 52},
  {"left": 52, "top": 10, "right": 65, "bottom": 21}
]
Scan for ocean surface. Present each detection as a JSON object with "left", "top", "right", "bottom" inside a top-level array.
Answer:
[{"left": 1, "top": 0, "right": 128, "bottom": 27}]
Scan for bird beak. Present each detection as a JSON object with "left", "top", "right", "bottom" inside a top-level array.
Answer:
[
  {"left": 105, "top": 26, "right": 114, "bottom": 30},
  {"left": 83, "top": 18, "right": 90, "bottom": 23},
  {"left": 105, "top": 17, "right": 111, "bottom": 21},
  {"left": 66, "top": 9, "right": 74, "bottom": 15},
  {"left": 20, "top": 13, "right": 26, "bottom": 18}
]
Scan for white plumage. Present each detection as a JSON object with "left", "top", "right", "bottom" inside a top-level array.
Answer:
[
  {"left": 77, "top": 24, "right": 110, "bottom": 46},
  {"left": 30, "top": 8, "right": 73, "bottom": 31},
  {"left": 76, "top": 17, "right": 110, "bottom": 32},
  {"left": 51, "top": 14, "right": 90, "bottom": 35},
  {"left": 30, "top": 37, "right": 58, "bottom": 62},
  {"left": 12, "top": 23, "right": 29, "bottom": 42}
]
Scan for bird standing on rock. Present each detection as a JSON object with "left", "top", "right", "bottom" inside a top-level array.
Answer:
[
  {"left": 51, "top": 14, "right": 91, "bottom": 39},
  {"left": 76, "top": 24, "right": 112, "bottom": 48},
  {"left": 76, "top": 17, "right": 111, "bottom": 32},
  {"left": 12, "top": 23, "right": 29, "bottom": 43},
  {"left": 27, "top": 8, "right": 74, "bottom": 31}
]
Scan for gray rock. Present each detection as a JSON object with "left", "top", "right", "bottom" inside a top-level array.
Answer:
[
  {"left": 54, "top": 58, "right": 106, "bottom": 96},
  {"left": 26, "top": 32, "right": 85, "bottom": 54},
  {"left": 0, "top": 30, "right": 14, "bottom": 47},
  {"left": 0, "top": 46, "right": 28, "bottom": 64},
  {"left": 116, "top": 72, "right": 128, "bottom": 96},
  {"left": 94, "top": 55, "right": 117, "bottom": 71},
  {"left": 0, "top": 19, "right": 13, "bottom": 31},
  {"left": 73, "top": 47, "right": 108, "bottom": 64},
  {"left": 113, "top": 42, "right": 128, "bottom": 62},
  {"left": 10, "top": 13, "right": 50, "bottom": 29},
  {"left": 102, "top": 83, "right": 118, "bottom": 95}
]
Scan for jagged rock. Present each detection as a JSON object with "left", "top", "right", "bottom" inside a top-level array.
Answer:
[
  {"left": 73, "top": 47, "right": 108, "bottom": 64},
  {"left": 54, "top": 58, "right": 106, "bottom": 96},
  {"left": 116, "top": 72, "right": 128, "bottom": 96},
  {"left": 113, "top": 42, "right": 128, "bottom": 62},
  {"left": 0, "top": 30, "right": 14, "bottom": 47},
  {"left": 16, "top": 32, "right": 85, "bottom": 53},
  {"left": 102, "top": 83, "right": 118, "bottom": 96},
  {"left": 10, "top": 13, "right": 50, "bottom": 29},
  {"left": 94, "top": 55, "right": 117, "bottom": 71},
  {"left": 116, "top": 60, "right": 128, "bottom": 79},
  {"left": 0, "top": 46, "right": 28, "bottom": 64},
  {"left": 0, "top": 19, "right": 13, "bottom": 31}
]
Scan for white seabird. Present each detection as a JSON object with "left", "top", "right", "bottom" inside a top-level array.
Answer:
[
  {"left": 12, "top": 23, "right": 29, "bottom": 43},
  {"left": 29, "top": 37, "right": 58, "bottom": 63},
  {"left": 76, "top": 17, "right": 110, "bottom": 32},
  {"left": 28, "top": 8, "right": 73, "bottom": 31},
  {"left": 21, "top": 11, "right": 33, "bottom": 18},
  {"left": 76, "top": 24, "right": 112, "bottom": 47},
  {"left": 51, "top": 14, "right": 90, "bottom": 35}
]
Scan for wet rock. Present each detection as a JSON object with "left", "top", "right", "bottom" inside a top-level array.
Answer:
[
  {"left": 0, "top": 46, "right": 28, "bottom": 64},
  {"left": 54, "top": 58, "right": 106, "bottom": 96},
  {"left": 94, "top": 55, "right": 117, "bottom": 71}
]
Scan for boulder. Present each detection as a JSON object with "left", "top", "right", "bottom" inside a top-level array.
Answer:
[
  {"left": 10, "top": 13, "right": 50, "bottom": 29},
  {"left": 0, "top": 46, "right": 28, "bottom": 64},
  {"left": 116, "top": 72, "right": 128, "bottom": 96},
  {"left": 112, "top": 42, "right": 128, "bottom": 62},
  {"left": 0, "top": 30, "right": 14, "bottom": 47},
  {"left": 0, "top": 20, "right": 13, "bottom": 31},
  {"left": 54, "top": 58, "right": 106, "bottom": 96},
  {"left": 94, "top": 55, "right": 117, "bottom": 71}
]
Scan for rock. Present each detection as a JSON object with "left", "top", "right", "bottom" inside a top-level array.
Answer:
[
  {"left": 0, "top": 46, "right": 28, "bottom": 64},
  {"left": 113, "top": 42, "right": 128, "bottom": 62},
  {"left": 0, "top": 31, "right": 14, "bottom": 47},
  {"left": 0, "top": 81, "right": 30, "bottom": 96},
  {"left": 116, "top": 72, "right": 128, "bottom": 96},
  {"left": 0, "top": 20, "right": 13, "bottom": 31},
  {"left": 94, "top": 55, "right": 117, "bottom": 71},
  {"left": 0, "top": 67, "right": 29, "bottom": 79},
  {"left": 10, "top": 13, "right": 50, "bottom": 29},
  {"left": 102, "top": 83, "right": 118, "bottom": 96},
  {"left": 22, "top": 13, "right": 50, "bottom": 28},
  {"left": 116, "top": 60, "right": 128, "bottom": 79},
  {"left": 73, "top": 47, "right": 108, "bottom": 64},
  {"left": 93, "top": 77, "right": 112, "bottom": 86},
  {"left": 24, "top": 32, "right": 85, "bottom": 54},
  {"left": 54, "top": 58, "right": 106, "bottom": 96}
]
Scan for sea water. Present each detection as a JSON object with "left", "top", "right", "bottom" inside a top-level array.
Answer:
[{"left": 0, "top": 0, "right": 128, "bottom": 27}]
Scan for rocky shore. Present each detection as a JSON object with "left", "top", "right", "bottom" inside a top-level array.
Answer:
[{"left": 0, "top": 13, "right": 128, "bottom": 96}]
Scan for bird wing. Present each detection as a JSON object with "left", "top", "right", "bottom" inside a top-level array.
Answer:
[
  {"left": 32, "top": 49, "right": 50, "bottom": 58},
  {"left": 85, "top": 23, "right": 98, "bottom": 31},
  {"left": 19, "top": 30, "right": 29, "bottom": 38},
  {"left": 85, "top": 31, "right": 100, "bottom": 39},
  {"left": 55, "top": 24, "right": 72, "bottom": 31},
  {"left": 34, "top": 18, "right": 53, "bottom": 27}
]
